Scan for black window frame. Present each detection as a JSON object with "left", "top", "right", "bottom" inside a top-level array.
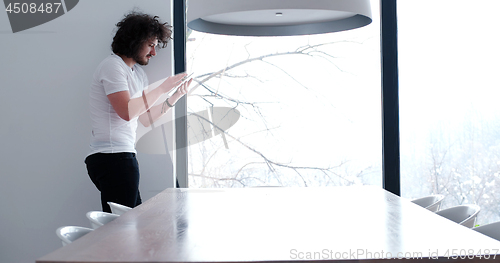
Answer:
[{"left": 173, "top": 0, "right": 401, "bottom": 195}]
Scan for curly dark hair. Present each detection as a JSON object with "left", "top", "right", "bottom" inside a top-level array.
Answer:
[{"left": 111, "top": 11, "right": 172, "bottom": 58}]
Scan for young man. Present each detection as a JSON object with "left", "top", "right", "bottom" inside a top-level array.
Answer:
[{"left": 85, "top": 11, "right": 192, "bottom": 213}]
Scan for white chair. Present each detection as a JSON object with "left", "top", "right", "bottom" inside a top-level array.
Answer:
[
  {"left": 435, "top": 204, "right": 480, "bottom": 228},
  {"left": 473, "top": 221, "right": 500, "bottom": 241},
  {"left": 107, "top": 202, "right": 132, "bottom": 215},
  {"left": 86, "top": 211, "right": 119, "bottom": 229},
  {"left": 56, "top": 226, "right": 93, "bottom": 246},
  {"left": 411, "top": 194, "right": 445, "bottom": 212}
]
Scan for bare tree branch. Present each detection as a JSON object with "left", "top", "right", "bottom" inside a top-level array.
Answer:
[
  {"left": 190, "top": 112, "right": 357, "bottom": 186},
  {"left": 188, "top": 42, "right": 359, "bottom": 96}
]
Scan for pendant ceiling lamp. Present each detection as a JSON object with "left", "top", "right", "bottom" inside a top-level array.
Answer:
[{"left": 186, "top": 0, "right": 372, "bottom": 36}]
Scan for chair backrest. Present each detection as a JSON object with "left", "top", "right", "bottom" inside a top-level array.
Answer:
[
  {"left": 56, "top": 226, "right": 93, "bottom": 246},
  {"left": 107, "top": 202, "right": 132, "bottom": 215},
  {"left": 86, "top": 211, "right": 120, "bottom": 229},
  {"left": 435, "top": 204, "right": 480, "bottom": 228},
  {"left": 473, "top": 221, "right": 500, "bottom": 241},
  {"left": 411, "top": 194, "right": 445, "bottom": 212}
]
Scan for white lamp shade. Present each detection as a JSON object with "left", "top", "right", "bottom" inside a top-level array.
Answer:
[{"left": 187, "top": 0, "right": 372, "bottom": 36}]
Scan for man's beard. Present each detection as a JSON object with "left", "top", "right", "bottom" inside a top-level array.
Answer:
[{"left": 134, "top": 54, "right": 151, "bottom": 66}]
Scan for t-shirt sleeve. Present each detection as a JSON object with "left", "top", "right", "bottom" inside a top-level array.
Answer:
[{"left": 98, "top": 59, "right": 130, "bottom": 96}]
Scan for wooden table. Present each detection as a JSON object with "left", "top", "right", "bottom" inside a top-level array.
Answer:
[{"left": 37, "top": 186, "right": 500, "bottom": 262}]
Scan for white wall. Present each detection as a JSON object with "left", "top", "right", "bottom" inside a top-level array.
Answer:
[{"left": 0, "top": 1, "right": 174, "bottom": 262}]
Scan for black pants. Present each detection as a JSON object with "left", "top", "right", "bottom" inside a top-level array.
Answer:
[{"left": 85, "top": 152, "right": 142, "bottom": 213}]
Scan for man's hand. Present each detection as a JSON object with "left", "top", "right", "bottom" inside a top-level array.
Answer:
[
  {"left": 169, "top": 78, "right": 193, "bottom": 105},
  {"left": 160, "top": 72, "right": 187, "bottom": 94},
  {"left": 138, "top": 77, "right": 193, "bottom": 127}
]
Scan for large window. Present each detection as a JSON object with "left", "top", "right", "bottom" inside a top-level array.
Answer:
[
  {"left": 185, "top": 2, "right": 381, "bottom": 188},
  {"left": 399, "top": 0, "right": 500, "bottom": 225}
]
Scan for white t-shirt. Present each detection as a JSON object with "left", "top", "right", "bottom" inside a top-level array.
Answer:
[{"left": 88, "top": 54, "right": 148, "bottom": 156}]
